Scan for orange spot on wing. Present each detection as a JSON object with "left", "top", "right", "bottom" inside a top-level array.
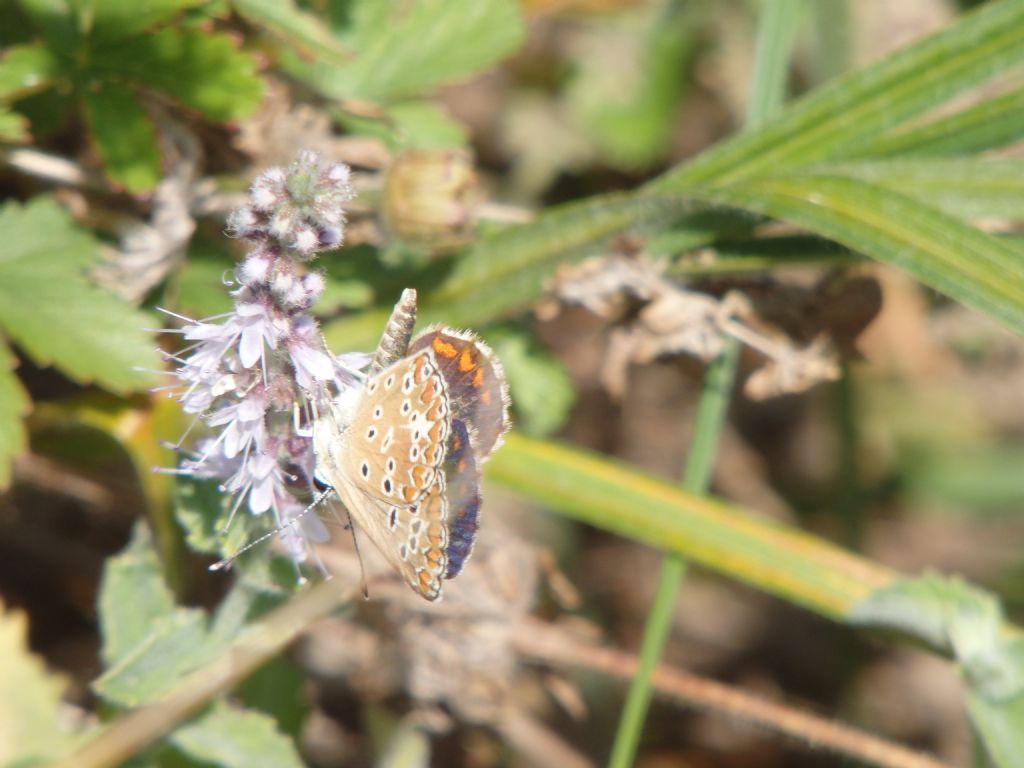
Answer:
[
  {"left": 458, "top": 348, "right": 476, "bottom": 372},
  {"left": 472, "top": 368, "right": 484, "bottom": 388},
  {"left": 480, "top": 390, "right": 492, "bottom": 405},
  {"left": 432, "top": 337, "right": 458, "bottom": 358}
]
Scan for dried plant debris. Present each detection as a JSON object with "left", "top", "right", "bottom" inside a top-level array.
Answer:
[{"left": 543, "top": 248, "right": 881, "bottom": 400}]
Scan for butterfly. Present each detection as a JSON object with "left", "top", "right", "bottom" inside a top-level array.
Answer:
[{"left": 313, "top": 320, "right": 509, "bottom": 601}]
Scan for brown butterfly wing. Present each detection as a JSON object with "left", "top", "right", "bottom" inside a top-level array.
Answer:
[{"left": 408, "top": 327, "right": 510, "bottom": 463}]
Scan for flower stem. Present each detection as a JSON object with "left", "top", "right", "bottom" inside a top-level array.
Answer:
[
  {"left": 607, "top": 341, "right": 739, "bottom": 768},
  {"left": 609, "top": 1, "right": 801, "bottom": 763}
]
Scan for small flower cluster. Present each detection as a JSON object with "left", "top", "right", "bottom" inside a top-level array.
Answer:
[{"left": 161, "top": 150, "right": 363, "bottom": 569}]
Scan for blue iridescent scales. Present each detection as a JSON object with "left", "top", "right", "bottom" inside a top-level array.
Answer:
[
  {"left": 315, "top": 289, "right": 510, "bottom": 601},
  {"left": 408, "top": 326, "right": 509, "bottom": 584}
]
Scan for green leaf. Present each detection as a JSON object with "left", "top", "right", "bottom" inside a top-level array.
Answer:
[
  {"left": 232, "top": 0, "right": 350, "bottom": 63},
  {"left": 297, "top": 0, "right": 525, "bottom": 102},
  {"left": 387, "top": 101, "right": 468, "bottom": 149},
  {"left": 0, "top": 600, "right": 71, "bottom": 765},
  {"left": 17, "top": 0, "right": 80, "bottom": 50},
  {"left": 491, "top": 332, "right": 574, "bottom": 437},
  {"left": 84, "top": 0, "right": 205, "bottom": 43},
  {"left": 821, "top": 159, "right": 1024, "bottom": 220},
  {"left": 0, "top": 43, "right": 61, "bottom": 101},
  {"left": 97, "top": 523, "right": 177, "bottom": 666},
  {"left": 82, "top": 80, "right": 161, "bottom": 193},
  {"left": 487, "top": 433, "right": 893, "bottom": 619},
  {"left": 322, "top": 194, "right": 693, "bottom": 352},
  {"left": 0, "top": 107, "right": 29, "bottom": 141},
  {"left": 0, "top": 342, "right": 30, "bottom": 490},
  {"left": 169, "top": 701, "right": 304, "bottom": 768},
  {"left": 857, "top": 84, "right": 1024, "bottom": 158},
  {"left": 93, "top": 608, "right": 222, "bottom": 706},
  {"left": 652, "top": 0, "right": 1024, "bottom": 189},
  {"left": 694, "top": 173, "right": 1024, "bottom": 334},
  {"left": 93, "top": 27, "right": 264, "bottom": 122},
  {"left": 968, "top": 691, "right": 1024, "bottom": 768},
  {"left": 0, "top": 198, "right": 161, "bottom": 393},
  {"left": 849, "top": 573, "right": 1024, "bottom": 767},
  {"left": 173, "top": 475, "right": 246, "bottom": 556}
]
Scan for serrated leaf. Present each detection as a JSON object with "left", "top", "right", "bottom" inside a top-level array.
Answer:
[
  {"left": 0, "top": 342, "right": 30, "bottom": 490},
  {"left": 0, "top": 43, "right": 61, "bottom": 101},
  {"left": 169, "top": 701, "right": 304, "bottom": 768},
  {"left": 0, "top": 107, "right": 29, "bottom": 141},
  {"left": 0, "top": 599, "right": 71, "bottom": 765},
  {"left": 93, "top": 608, "right": 222, "bottom": 706},
  {"left": 84, "top": 0, "right": 205, "bottom": 43},
  {"left": 174, "top": 476, "right": 246, "bottom": 556},
  {"left": 0, "top": 198, "right": 161, "bottom": 393},
  {"left": 94, "top": 27, "right": 264, "bottom": 122},
  {"left": 81, "top": 80, "right": 161, "bottom": 193},
  {"left": 98, "top": 523, "right": 177, "bottom": 666},
  {"left": 968, "top": 690, "right": 1024, "bottom": 768},
  {"left": 297, "top": 0, "right": 524, "bottom": 102},
  {"left": 491, "top": 332, "right": 574, "bottom": 437},
  {"left": 232, "top": 0, "right": 350, "bottom": 63}
]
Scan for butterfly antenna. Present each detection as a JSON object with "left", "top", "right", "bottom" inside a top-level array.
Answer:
[{"left": 209, "top": 488, "right": 334, "bottom": 572}]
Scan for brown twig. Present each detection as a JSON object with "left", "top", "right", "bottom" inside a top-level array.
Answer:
[
  {"left": 47, "top": 579, "right": 359, "bottom": 768},
  {"left": 513, "top": 618, "right": 954, "bottom": 768}
]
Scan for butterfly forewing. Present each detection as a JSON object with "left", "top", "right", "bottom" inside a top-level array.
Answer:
[{"left": 341, "top": 350, "right": 451, "bottom": 506}]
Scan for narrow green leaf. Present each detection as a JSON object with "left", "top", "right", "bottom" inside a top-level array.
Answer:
[
  {"left": 81, "top": 80, "right": 161, "bottom": 193},
  {"left": 0, "top": 43, "right": 61, "bottom": 101},
  {"left": 232, "top": 0, "right": 350, "bottom": 63},
  {"left": 97, "top": 523, "right": 177, "bottom": 666},
  {"left": 0, "top": 342, "right": 30, "bottom": 490},
  {"left": 818, "top": 159, "right": 1024, "bottom": 220},
  {"left": 856, "top": 84, "right": 1024, "bottom": 158},
  {"left": 0, "top": 600, "right": 71, "bottom": 765},
  {"left": 93, "top": 27, "right": 264, "bottom": 121},
  {"left": 432, "top": 194, "right": 693, "bottom": 324},
  {"left": 84, "top": 0, "right": 204, "bottom": 43},
  {"left": 653, "top": 0, "right": 1024, "bottom": 188},
  {"left": 169, "top": 701, "right": 304, "bottom": 768},
  {"left": 0, "top": 198, "right": 161, "bottom": 393},
  {"left": 296, "top": 0, "right": 525, "bottom": 102},
  {"left": 745, "top": 0, "right": 801, "bottom": 127},
  {"left": 487, "top": 434, "right": 894, "bottom": 619},
  {"left": 695, "top": 173, "right": 1024, "bottom": 334},
  {"left": 323, "top": 195, "right": 694, "bottom": 351}
]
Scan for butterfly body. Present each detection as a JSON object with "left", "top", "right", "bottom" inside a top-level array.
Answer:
[{"left": 313, "top": 326, "right": 509, "bottom": 601}]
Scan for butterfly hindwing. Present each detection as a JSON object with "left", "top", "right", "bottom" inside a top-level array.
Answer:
[{"left": 408, "top": 327, "right": 510, "bottom": 463}]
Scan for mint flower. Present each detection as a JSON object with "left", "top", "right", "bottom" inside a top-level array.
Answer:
[{"left": 159, "top": 150, "right": 358, "bottom": 573}]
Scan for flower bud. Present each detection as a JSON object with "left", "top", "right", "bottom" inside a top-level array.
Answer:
[{"left": 382, "top": 149, "right": 480, "bottom": 245}]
